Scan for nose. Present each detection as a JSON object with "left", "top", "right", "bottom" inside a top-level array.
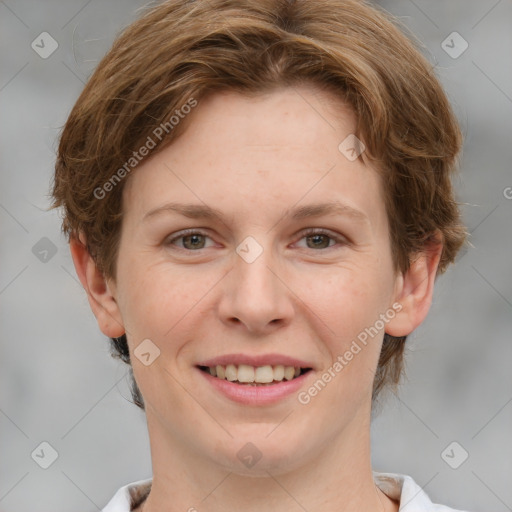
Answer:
[{"left": 217, "top": 243, "right": 295, "bottom": 335}]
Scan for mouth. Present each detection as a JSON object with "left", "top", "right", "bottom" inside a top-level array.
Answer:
[{"left": 197, "top": 364, "right": 313, "bottom": 386}]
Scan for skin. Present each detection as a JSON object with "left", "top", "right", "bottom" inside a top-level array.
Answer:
[{"left": 71, "top": 85, "right": 442, "bottom": 512}]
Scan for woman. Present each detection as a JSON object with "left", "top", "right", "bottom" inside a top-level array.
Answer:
[{"left": 52, "top": 0, "right": 468, "bottom": 510}]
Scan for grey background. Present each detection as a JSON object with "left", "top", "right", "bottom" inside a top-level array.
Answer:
[{"left": 0, "top": 1, "right": 511, "bottom": 511}]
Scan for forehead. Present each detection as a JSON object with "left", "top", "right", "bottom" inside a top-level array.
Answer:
[
  {"left": 121, "top": 85, "right": 385, "bottom": 229},
  {"left": 177, "top": 85, "right": 355, "bottom": 154}
]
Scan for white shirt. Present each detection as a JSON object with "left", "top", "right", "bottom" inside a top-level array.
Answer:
[{"left": 102, "top": 472, "right": 470, "bottom": 511}]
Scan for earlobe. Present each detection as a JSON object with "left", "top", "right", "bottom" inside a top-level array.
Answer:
[
  {"left": 69, "top": 235, "right": 125, "bottom": 338},
  {"left": 385, "top": 234, "right": 443, "bottom": 338}
]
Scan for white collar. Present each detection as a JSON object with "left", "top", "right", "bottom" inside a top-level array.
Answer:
[{"left": 102, "top": 472, "right": 469, "bottom": 511}]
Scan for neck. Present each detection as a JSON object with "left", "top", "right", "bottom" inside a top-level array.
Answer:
[{"left": 139, "top": 408, "right": 399, "bottom": 512}]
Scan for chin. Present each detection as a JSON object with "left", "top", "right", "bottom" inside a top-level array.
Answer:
[{"left": 205, "top": 426, "right": 315, "bottom": 477}]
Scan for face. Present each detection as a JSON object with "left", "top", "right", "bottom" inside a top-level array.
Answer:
[{"left": 107, "top": 86, "right": 406, "bottom": 474}]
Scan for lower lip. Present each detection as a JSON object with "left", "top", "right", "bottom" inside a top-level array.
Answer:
[{"left": 197, "top": 368, "right": 312, "bottom": 405}]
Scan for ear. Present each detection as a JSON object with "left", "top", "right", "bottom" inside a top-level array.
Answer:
[
  {"left": 386, "top": 232, "right": 443, "bottom": 337},
  {"left": 69, "top": 234, "right": 125, "bottom": 338}
]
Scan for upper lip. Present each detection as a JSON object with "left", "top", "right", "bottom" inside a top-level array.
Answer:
[{"left": 197, "top": 353, "right": 314, "bottom": 369}]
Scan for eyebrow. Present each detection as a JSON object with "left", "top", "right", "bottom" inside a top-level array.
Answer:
[{"left": 142, "top": 201, "right": 369, "bottom": 224}]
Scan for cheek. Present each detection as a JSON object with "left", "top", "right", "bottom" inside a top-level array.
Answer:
[
  {"left": 301, "top": 282, "right": 381, "bottom": 403},
  {"left": 297, "top": 262, "right": 391, "bottom": 343},
  {"left": 116, "top": 263, "right": 210, "bottom": 410},
  {"left": 116, "top": 256, "right": 217, "bottom": 349},
  {"left": 295, "top": 262, "right": 395, "bottom": 404}
]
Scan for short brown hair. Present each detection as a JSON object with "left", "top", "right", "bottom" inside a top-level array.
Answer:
[{"left": 51, "top": 0, "right": 466, "bottom": 409}]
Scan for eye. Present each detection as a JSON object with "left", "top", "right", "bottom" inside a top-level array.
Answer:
[
  {"left": 164, "top": 228, "right": 347, "bottom": 252},
  {"left": 165, "top": 229, "right": 215, "bottom": 250},
  {"left": 295, "top": 228, "right": 347, "bottom": 250}
]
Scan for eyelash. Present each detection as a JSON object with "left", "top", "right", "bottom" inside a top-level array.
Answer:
[{"left": 165, "top": 228, "right": 348, "bottom": 252}]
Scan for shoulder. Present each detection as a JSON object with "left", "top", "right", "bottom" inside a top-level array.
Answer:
[
  {"left": 104, "top": 473, "right": 472, "bottom": 512},
  {"left": 374, "top": 472, "right": 472, "bottom": 511},
  {"left": 102, "top": 479, "right": 152, "bottom": 512}
]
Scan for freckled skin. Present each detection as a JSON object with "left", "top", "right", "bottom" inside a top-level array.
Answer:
[{"left": 74, "top": 85, "right": 440, "bottom": 512}]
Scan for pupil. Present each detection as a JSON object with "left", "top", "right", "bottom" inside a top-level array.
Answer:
[
  {"left": 184, "top": 234, "right": 204, "bottom": 249},
  {"left": 308, "top": 234, "right": 329, "bottom": 249}
]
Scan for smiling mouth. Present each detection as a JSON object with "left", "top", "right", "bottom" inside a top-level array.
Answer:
[{"left": 197, "top": 364, "right": 312, "bottom": 385}]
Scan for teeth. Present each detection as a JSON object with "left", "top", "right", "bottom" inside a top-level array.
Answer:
[
  {"left": 273, "top": 365, "right": 284, "bottom": 380},
  {"left": 216, "top": 365, "right": 225, "bottom": 379},
  {"left": 284, "top": 366, "right": 295, "bottom": 381},
  {"left": 254, "top": 365, "right": 274, "bottom": 383},
  {"left": 204, "top": 364, "right": 305, "bottom": 383},
  {"left": 225, "top": 364, "right": 237, "bottom": 382},
  {"left": 237, "top": 364, "right": 255, "bottom": 383}
]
